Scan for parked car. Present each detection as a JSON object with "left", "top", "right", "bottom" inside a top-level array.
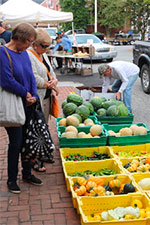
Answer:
[
  {"left": 68, "top": 34, "right": 117, "bottom": 62},
  {"left": 45, "top": 27, "right": 57, "bottom": 44},
  {"left": 133, "top": 40, "right": 150, "bottom": 93},
  {"left": 65, "top": 29, "right": 86, "bottom": 35},
  {"left": 93, "top": 33, "right": 108, "bottom": 44}
]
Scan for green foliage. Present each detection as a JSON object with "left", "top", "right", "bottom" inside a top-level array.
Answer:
[
  {"left": 123, "top": 0, "right": 150, "bottom": 40},
  {"left": 59, "top": 0, "right": 89, "bottom": 31}
]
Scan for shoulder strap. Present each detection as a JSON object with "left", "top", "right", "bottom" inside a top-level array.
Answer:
[
  {"left": 27, "top": 49, "right": 52, "bottom": 80},
  {"left": 0, "top": 46, "right": 13, "bottom": 76}
]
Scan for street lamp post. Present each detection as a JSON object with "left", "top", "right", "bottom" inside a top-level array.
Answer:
[{"left": 95, "top": 0, "right": 97, "bottom": 33}]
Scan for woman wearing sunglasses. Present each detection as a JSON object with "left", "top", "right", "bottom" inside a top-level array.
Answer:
[{"left": 27, "top": 28, "right": 58, "bottom": 172}]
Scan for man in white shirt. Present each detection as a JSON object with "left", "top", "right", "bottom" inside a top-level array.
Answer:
[{"left": 98, "top": 61, "right": 140, "bottom": 112}]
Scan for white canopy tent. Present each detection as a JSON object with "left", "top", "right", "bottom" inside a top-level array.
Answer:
[{"left": 0, "top": 0, "right": 73, "bottom": 25}]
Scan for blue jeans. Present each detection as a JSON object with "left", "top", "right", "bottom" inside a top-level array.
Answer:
[
  {"left": 5, "top": 126, "right": 32, "bottom": 183},
  {"left": 112, "top": 73, "right": 139, "bottom": 112}
]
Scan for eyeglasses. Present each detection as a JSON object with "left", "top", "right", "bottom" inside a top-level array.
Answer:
[
  {"left": 27, "top": 39, "right": 34, "bottom": 44},
  {"left": 39, "top": 43, "right": 50, "bottom": 49}
]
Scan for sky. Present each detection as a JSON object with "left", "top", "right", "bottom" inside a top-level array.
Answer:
[{"left": 0, "top": 0, "right": 43, "bottom": 4}]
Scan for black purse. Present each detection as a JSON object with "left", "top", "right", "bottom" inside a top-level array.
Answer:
[{"left": 22, "top": 101, "right": 55, "bottom": 161}]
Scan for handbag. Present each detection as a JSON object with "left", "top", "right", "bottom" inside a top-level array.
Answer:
[
  {"left": 22, "top": 101, "right": 55, "bottom": 161},
  {"left": 50, "top": 94, "right": 59, "bottom": 118},
  {"left": 0, "top": 46, "right": 26, "bottom": 127},
  {"left": 27, "top": 49, "right": 59, "bottom": 118}
]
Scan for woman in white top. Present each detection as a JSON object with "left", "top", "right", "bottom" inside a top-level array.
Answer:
[
  {"left": 27, "top": 28, "right": 58, "bottom": 170},
  {"left": 98, "top": 61, "right": 140, "bottom": 113}
]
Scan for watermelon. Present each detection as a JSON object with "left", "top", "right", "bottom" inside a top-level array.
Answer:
[
  {"left": 102, "top": 100, "right": 116, "bottom": 110},
  {"left": 90, "top": 97, "right": 103, "bottom": 111},
  {"left": 83, "top": 102, "right": 94, "bottom": 114},
  {"left": 63, "top": 103, "right": 77, "bottom": 117},
  {"left": 75, "top": 105, "right": 90, "bottom": 120},
  {"left": 106, "top": 105, "right": 119, "bottom": 116},
  {"left": 72, "top": 113, "right": 82, "bottom": 123},
  {"left": 118, "top": 104, "right": 129, "bottom": 116},
  {"left": 101, "top": 97, "right": 107, "bottom": 102},
  {"left": 97, "top": 108, "right": 106, "bottom": 116},
  {"left": 67, "top": 94, "right": 83, "bottom": 106},
  {"left": 61, "top": 99, "right": 67, "bottom": 109}
]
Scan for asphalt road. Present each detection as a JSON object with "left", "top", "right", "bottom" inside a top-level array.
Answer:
[{"left": 55, "top": 45, "right": 150, "bottom": 129}]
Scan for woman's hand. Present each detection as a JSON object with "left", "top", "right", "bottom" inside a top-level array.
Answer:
[
  {"left": 115, "top": 91, "right": 121, "bottom": 100},
  {"left": 26, "top": 92, "right": 36, "bottom": 106}
]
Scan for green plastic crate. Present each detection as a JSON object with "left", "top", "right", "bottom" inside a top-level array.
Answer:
[
  {"left": 96, "top": 111, "right": 134, "bottom": 124},
  {"left": 104, "top": 123, "right": 150, "bottom": 146},
  {"left": 57, "top": 126, "right": 108, "bottom": 148},
  {"left": 56, "top": 116, "right": 100, "bottom": 133}
]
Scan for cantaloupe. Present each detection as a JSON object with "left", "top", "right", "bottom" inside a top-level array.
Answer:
[
  {"left": 66, "top": 115, "right": 79, "bottom": 127},
  {"left": 65, "top": 131, "right": 77, "bottom": 138},
  {"left": 79, "top": 123, "right": 85, "bottom": 127},
  {"left": 78, "top": 132, "right": 86, "bottom": 138},
  {"left": 133, "top": 126, "right": 147, "bottom": 135},
  {"left": 120, "top": 128, "right": 132, "bottom": 136},
  {"left": 84, "top": 118, "right": 94, "bottom": 126},
  {"left": 130, "top": 125, "right": 139, "bottom": 135},
  {"left": 90, "top": 125, "right": 102, "bottom": 136},
  {"left": 108, "top": 130, "right": 116, "bottom": 136},
  {"left": 59, "top": 118, "right": 67, "bottom": 126},
  {"left": 65, "top": 126, "right": 78, "bottom": 135},
  {"left": 61, "top": 132, "right": 67, "bottom": 137}
]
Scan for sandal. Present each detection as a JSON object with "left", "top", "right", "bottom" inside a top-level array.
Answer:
[{"left": 31, "top": 160, "right": 46, "bottom": 172}]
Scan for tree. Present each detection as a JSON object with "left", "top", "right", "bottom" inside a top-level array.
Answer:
[
  {"left": 123, "top": 0, "right": 150, "bottom": 40},
  {"left": 59, "top": 0, "right": 89, "bottom": 31}
]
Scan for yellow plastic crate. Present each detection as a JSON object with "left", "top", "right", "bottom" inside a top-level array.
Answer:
[
  {"left": 62, "top": 159, "right": 124, "bottom": 192},
  {"left": 110, "top": 143, "right": 150, "bottom": 158},
  {"left": 77, "top": 194, "right": 150, "bottom": 225},
  {"left": 69, "top": 174, "right": 141, "bottom": 209},
  {"left": 119, "top": 157, "right": 150, "bottom": 175},
  {"left": 132, "top": 173, "right": 150, "bottom": 199},
  {"left": 59, "top": 146, "right": 114, "bottom": 163}
]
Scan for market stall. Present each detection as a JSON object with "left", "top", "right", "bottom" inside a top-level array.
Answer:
[{"left": 48, "top": 45, "right": 95, "bottom": 75}]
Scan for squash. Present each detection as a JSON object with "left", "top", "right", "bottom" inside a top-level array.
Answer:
[
  {"left": 127, "top": 163, "right": 137, "bottom": 172},
  {"left": 93, "top": 177, "right": 104, "bottom": 186},
  {"left": 109, "top": 176, "right": 121, "bottom": 190},
  {"left": 131, "top": 199, "right": 143, "bottom": 209},
  {"left": 86, "top": 181, "right": 97, "bottom": 192},
  {"left": 75, "top": 177, "right": 86, "bottom": 186},
  {"left": 138, "top": 178, "right": 150, "bottom": 190},
  {"left": 89, "top": 186, "right": 105, "bottom": 196},
  {"left": 75, "top": 185, "right": 86, "bottom": 196},
  {"left": 122, "top": 183, "right": 135, "bottom": 194}
]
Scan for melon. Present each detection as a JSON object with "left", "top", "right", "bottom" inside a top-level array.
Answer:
[
  {"left": 86, "top": 133, "right": 93, "bottom": 138},
  {"left": 61, "top": 99, "right": 67, "bottom": 109},
  {"left": 102, "top": 100, "right": 116, "bottom": 110},
  {"left": 97, "top": 108, "right": 106, "bottom": 116},
  {"left": 108, "top": 130, "right": 116, "bottom": 136},
  {"left": 118, "top": 104, "right": 129, "bottom": 116},
  {"left": 106, "top": 105, "right": 119, "bottom": 116},
  {"left": 58, "top": 118, "right": 67, "bottom": 126},
  {"left": 67, "top": 94, "right": 83, "bottom": 106},
  {"left": 79, "top": 123, "right": 85, "bottom": 127},
  {"left": 78, "top": 132, "right": 86, "bottom": 138},
  {"left": 130, "top": 125, "right": 139, "bottom": 135},
  {"left": 84, "top": 118, "right": 94, "bottom": 125},
  {"left": 120, "top": 128, "right": 132, "bottom": 136},
  {"left": 90, "top": 125, "right": 102, "bottom": 136},
  {"left": 65, "top": 131, "right": 77, "bottom": 138},
  {"left": 66, "top": 115, "right": 79, "bottom": 127},
  {"left": 61, "top": 132, "right": 67, "bottom": 137},
  {"left": 133, "top": 126, "right": 147, "bottom": 136},
  {"left": 72, "top": 113, "right": 82, "bottom": 123},
  {"left": 75, "top": 105, "right": 90, "bottom": 120},
  {"left": 65, "top": 126, "right": 78, "bottom": 135},
  {"left": 90, "top": 97, "right": 103, "bottom": 110},
  {"left": 83, "top": 102, "right": 94, "bottom": 114},
  {"left": 63, "top": 103, "right": 77, "bottom": 117}
]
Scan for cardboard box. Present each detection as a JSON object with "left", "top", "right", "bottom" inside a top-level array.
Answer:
[{"left": 81, "top": 68, "right": 93, "bottom": 76}]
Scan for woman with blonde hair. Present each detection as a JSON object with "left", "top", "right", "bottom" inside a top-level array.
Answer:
[{"left": 27, "top": 28, "right": 58, "bottom": 171}]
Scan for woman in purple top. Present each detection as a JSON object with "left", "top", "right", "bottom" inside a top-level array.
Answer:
[{"left": 0, "top": 23, "right": 43, "bottom": 194}]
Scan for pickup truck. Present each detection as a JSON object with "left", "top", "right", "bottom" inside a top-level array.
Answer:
[
  {"left": 110, "top": 33, "right": 141, "bottom": 45},
  {"left": 133, "top": 40, "right": 150, "bottom": 93}
]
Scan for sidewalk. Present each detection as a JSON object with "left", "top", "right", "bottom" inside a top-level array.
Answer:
[{"left": 0, "top": 86, "right": 81, "bottom": 225}]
